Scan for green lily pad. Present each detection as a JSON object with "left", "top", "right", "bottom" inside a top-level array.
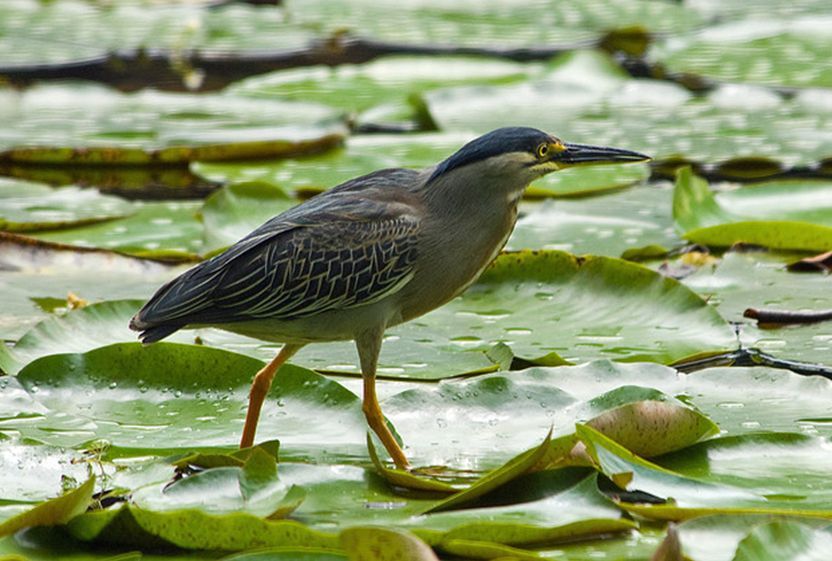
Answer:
[
  {"left": 656, "top": 433, "right": 832, "bottom": 501},
  {"left": 0, "top": 477, "right": 94, "bottom": 538},
  {"left": 420, "top": 50, "right": 832, "bottom": 167},
  {"left": 0, "top": 440, "right": 89, "bottom": 503},
  {"left": 132, "top": 448, "right": 304, "bottom": 518},
  {"left": 67, "top": 502, "right": 339, "bottom": 551},
  {"left": 28, "top": 200, "right": 205, "bottom": 260},
  {"left": 196, "top": 132, "right": 650, "bottom": 200},
  {"left": 340, "top": 527, "right": 438, "bottom": 561},
  {"left": 678, "top": 514, "right": 832, "bottom": 561},
  {"left": 423, "top": 430, "right": 552, "bottom": 513},
  {"left": 682, "top": 250, "right": 832, "bottom": 367},
  {"left": 659, "top": 17, "right": 832, "bottom": 89},
  {"left": 12, "top": 343, "right": 371, "bottom": 462},
  {"left": 223, "top": 549, "right": 347, "bottom": 561},
  {"left": 673, "top": 167, "right": 832, "bottom": 251},
  {"left": 579, "top": 425, "right": 832, "bottom": 520},
  {"left": 509, "top": 182, "right": 681, "bottom": 257},
  {"left": 200, "top": 181, "right": 298, "bottom": 254},
  {"left": 383, "top": 372, "right": 716, "bottom": 470},
  {"left": 290, "top": 0, "right": 701, "bottom": 48},
  {"left": 229, "top": 56, "right": 538, "bottom": 116},
  {"left": 733, "top": 521, "right": 832, "bottom": 561},
  {"left": 0, "top": 234, "right": 187, "bottom": 341},
  {"left": 0, "top": 178, "right": 133, "bottom": 232},
  {"left": 521, "top": 362, "right": 832, "bottom": 440},
  {"left": 0, "top": 1, "right": 316, "bottom": 67},
  {"left": 0, "top": 83, "right": 345, "bottom": 165}
]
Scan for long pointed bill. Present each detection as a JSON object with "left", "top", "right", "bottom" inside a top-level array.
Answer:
[{"left": 557, "top": 142, "right": 650, "bottom": 166}]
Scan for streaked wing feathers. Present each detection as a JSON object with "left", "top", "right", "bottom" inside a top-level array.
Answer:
[{"left": 132, "top": 169, "right": 423, "bottom": 332}]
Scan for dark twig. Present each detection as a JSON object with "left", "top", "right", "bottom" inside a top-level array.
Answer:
[
  {"left": 743, "top": 307, "right": 832, "bottom": 326},
  {"left": 674, "top": 348, "right": 832, "bottom": 379}
]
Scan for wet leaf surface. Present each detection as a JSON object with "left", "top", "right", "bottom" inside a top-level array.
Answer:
[
  {"left": 673, "top": 168, "right": 832, "bottom": 251},
  {"left": 3, "top": 2, "right": 832, "bottom": 559}
]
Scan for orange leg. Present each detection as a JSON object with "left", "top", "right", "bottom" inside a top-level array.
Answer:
[
  {"left": 240, "top": 344, "right": 302, "bottom": 449},
  {"left": 363, "top": 374, "right": 410, "bottom": 470},
  {"left": 356, "top": 327, "right": 410, "bottom": 470}
]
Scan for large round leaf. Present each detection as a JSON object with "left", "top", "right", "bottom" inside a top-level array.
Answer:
[
  {"left": 420, "top": 51, "right": 832, "bottom": 167},
  {"left": 195, "top": 132, "right": 648, "bottom": 200},
  {"left": 659, "top": 18, "right": 832, "bottom": 89},
  {"left": 0, "top": 1, "right": 315, "bottom": 66},
  {"left": 0, "top": 235, "right": 185, "bottom": 341},
  {"left": 673, "top": 168, "right": 832, "bottom": 251},
  {"left": 0, "top": 178, "right": 133, "bottom": 232},
  {"left": 14, "top": 343, "right": 371, "bottom": 462},
  {"left": 290, "top": 0, "right": 700, "bottom": 47},
  {"left": 683, "top": 250, "right": 832, "bottom": 367},
  {"left": 29, "top": 200, "right": 205, "bottom": 260},
  {"left": 0, "top": 83, "right": 345, "bottom": 164}
]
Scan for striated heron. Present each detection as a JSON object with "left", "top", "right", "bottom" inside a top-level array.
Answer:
[{"left": 130, "top": 127, "right": 649, "bottom": 469}]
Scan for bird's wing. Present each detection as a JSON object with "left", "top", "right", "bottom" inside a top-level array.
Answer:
[{"left": 132, "top": 170, "right": 423, "bottom": 336}]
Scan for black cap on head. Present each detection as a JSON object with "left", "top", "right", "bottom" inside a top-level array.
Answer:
[{"left": 429, "top": 127, "right": 552, "bottom": 183}]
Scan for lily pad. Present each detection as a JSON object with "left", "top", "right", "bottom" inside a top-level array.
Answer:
[
  {"left": 0, "top": 234, "right": 185, "bottom": 341},
  {"left": 678, "top": 514, "right": 832, "bottom": 561},
  {"left": 579, "top": 425, "right": 832, "bottom": 520},
  {"left": 673, "top": 167, "right": 832, "bottom": 251},
  {"left": 67, "top": 503, "right": 339, "bottom": 551},
  {"left": 659, "top": 17, "right": 832, "bottom": 89},
  {"left": 420, "top": 50, "right": 832, "bottom": 167},
  {"left": 200, "top": 181, "right": 297, "bottom": 254},
  {"left": 340, "top": 527, "right": 439, "bottom": 561},
  {"left": 0, "top": 83, "right": 345, "bottom": 165},
  {"left": 197, "top": 133, "right": 647, "bottom": 199},
  {"left": 29, "top": 200, "right": 205, "bottom": 260},
  {"left": 519, "top": 361, "right": 832, "bottom": 440},
  {"left": 383, "top": 371, "right": 716, "bottom": 470},
  {"left": 509, "top": 182, "right": 681, "bottom": 257},
  {"left": 290, "top": 0, "right": 701, "bottom": 48},
  {"left": 0, "top": 178, "right": 133, "bottom": 232},
  {"left": 0, "top": 1, "right": 316, "bottom": 66},
  {"left": 12, "top": 343, "right": 372, "bottom": 462},
  {"left": 0, "top": 477, "right": 94, "bottom": 538},
  {"left": 682, "top": 250, "right": 832, "bottom": 367},
  {"left": 229, "top": 56, "right": 538, "bottom": 117}
]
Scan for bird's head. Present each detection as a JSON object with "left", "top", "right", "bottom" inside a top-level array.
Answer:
[{"left": 428, "top": 127, "right": 650, "bottom": 186}]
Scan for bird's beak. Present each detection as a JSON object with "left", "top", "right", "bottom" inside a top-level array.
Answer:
[{"left": 555, "top": 142, "right": 651, "bottom": 166}]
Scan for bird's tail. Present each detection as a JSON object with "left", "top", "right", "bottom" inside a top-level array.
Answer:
[{"left": 129, "top": 314, "right": 183, "bottom": 344}]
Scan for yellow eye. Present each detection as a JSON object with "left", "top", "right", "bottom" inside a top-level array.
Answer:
[{"left": 536, "top": 143, "right": 549, "bottom": 159}]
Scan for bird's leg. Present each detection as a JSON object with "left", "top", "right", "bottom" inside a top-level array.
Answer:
[
  {"left": 356, "top": 328, "right": 410, "bottom": 470},
  {"left": 240, "top": 343, "right": 303, "bottom": 449}
]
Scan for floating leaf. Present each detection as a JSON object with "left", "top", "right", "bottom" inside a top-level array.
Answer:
[
  {"left": 200, "top": 181, "right": 297, "bottom": 254},
  {"left": 0, "top": 83, "right": 345, "bottom": 165},
  {"left": 423, "top": 430, "right": 552, "bottom": 513},
  {"left": 579, "top": 425, "right": 832, "bottom": 520},
  {"left": 13, "top": 343, "right": 370, "bottom": 462},
  {"left": 0, "top": 477, "right": 94, "bottom": 538},
  {"left": 0, "top": 234, "right": 182, "bottom": 341},
  {"left": 340, "top": 527, "right": 439, "bottom": 561},
  {"left": 68, "top": 503, "right": 338, "bottom": 550},
  {"left": 28, "top": 200, "right": 205, "bottom": 260},
  {"left": 673, "top": 167, "right": 832, "bottom": 251},
  {"left": 660, "top": 19, "right": 832, "bottom": 89},
  {"left": 0, "top": 178, "right": 133, "bottom": 232}
]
